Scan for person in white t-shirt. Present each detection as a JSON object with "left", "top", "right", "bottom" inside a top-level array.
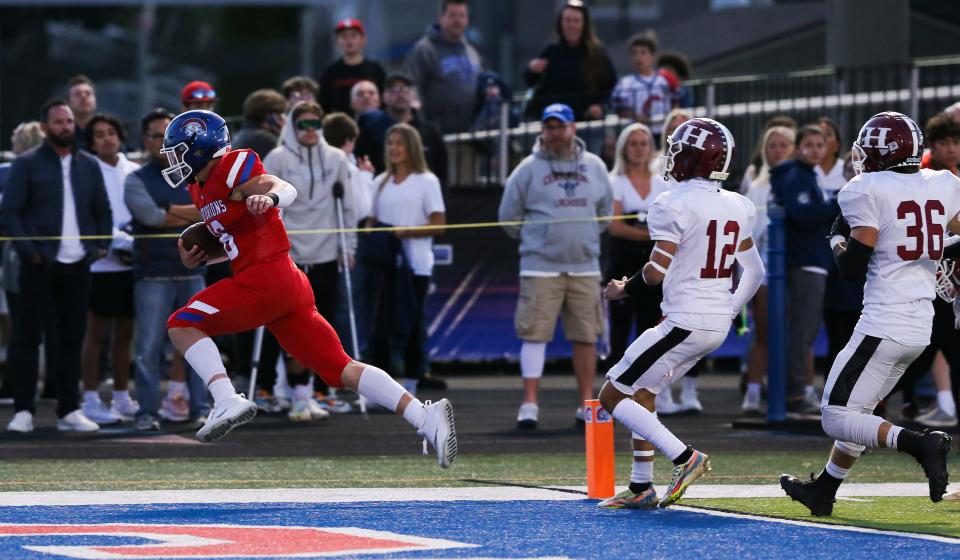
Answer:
[
  {"left": 781, "top": 111, "right": 959, "bottom": 516},
  {"left": 599, "top": 118, "right": 763, "bottom": 509},
  {"left": 369, "top": 123, "right": 445, "bottom": 393},
  {"left": 742, "top": 125, "right": 795, "bottom": 414},
  {"left": 79, "top": 114, "right": 141, "bottom": 425},
  {"left": 815, "top": 117, "right": 847, "bottom": 200},
  {"left": 610, "top": 34, "right": 674, "bottom": 138}
]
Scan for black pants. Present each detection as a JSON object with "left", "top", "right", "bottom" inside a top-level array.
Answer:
[
  {"left": 607, "top": 281, "right": 662, "bottom": 367},
  {"left": 13, "top": 261, "right": 89, "bottom": 417},
  {"left": 405, "top": 275, "right": 430, "bottom": 381},
  {"left": 893, "top": 297, "right": 960, "bottom": 406}
]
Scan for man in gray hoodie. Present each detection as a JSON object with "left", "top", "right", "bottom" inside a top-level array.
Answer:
[
  {"left": 404, "top": 0, "right": 482, "bottom": 135},
  {"left": 498, "top": 103, "right": 613, "bottom": 429}
]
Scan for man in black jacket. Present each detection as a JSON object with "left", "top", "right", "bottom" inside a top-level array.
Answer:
[
  {"left": 356, "top": 73, "right": 448, "bottom": 189},
  {"left": 2, "top": 99, "right": 112, "bottom": 433}
]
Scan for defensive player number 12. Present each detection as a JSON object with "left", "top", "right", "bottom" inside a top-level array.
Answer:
[
  {"left": 701, "top": 219, "right": 740, "bottom": 279},
  {"left": 206, "top": 219, "right": 240, "bottom": 260},
  {"left": 897, "top": 199, "right": 944, "bottom": 261}
]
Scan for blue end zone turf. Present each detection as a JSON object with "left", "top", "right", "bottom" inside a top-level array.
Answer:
[{"left": 0, "top": 500, "right": 955, "bottom": 559}]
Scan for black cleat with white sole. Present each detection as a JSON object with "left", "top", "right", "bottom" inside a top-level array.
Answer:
[
  {"left": 780, "top": 473, "right": 836, "bottom": 517},
  {"left": 910, "top": 430, "right": 952, "bottom": 502}
]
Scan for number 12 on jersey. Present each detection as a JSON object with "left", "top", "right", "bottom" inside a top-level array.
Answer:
[{"left": 701, "top": 219, "right": 740, "bottom": 279}]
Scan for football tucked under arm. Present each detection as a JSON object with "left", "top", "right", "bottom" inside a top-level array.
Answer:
[{"left": 180, "top": 222, "right": 227, "bottom": 261}]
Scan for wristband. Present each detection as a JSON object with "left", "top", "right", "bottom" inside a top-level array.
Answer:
[
  {"left": 829, "top": 235, "right": 845, "bottom": 250},
  {"left": 266, "top": 193, "right": 280, "bottom": 207}
]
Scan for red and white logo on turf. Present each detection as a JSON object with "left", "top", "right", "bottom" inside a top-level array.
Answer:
[{"left": 0, "top": 523, "right": 477, "bottom": 558}]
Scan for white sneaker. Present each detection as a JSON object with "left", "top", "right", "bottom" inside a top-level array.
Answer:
[
  {"left": 306, "top": 398, "right": 330, "bottom": 420},
  {"left": 516, "top": 402, "right": 539, "bottom": 429},
  {"left": 681, "top": 378, "right": 703, "bottom": 412},
  {"left": 195, "top": 394, "right": 257, "bottom": 443},
  {"left": 6, "top": 411, "right": 34, "bottom": 433},
  {"left": 288, "top": 399, "right": 325, "bottom": 422},
  {"left": 655, "top": 390, "right": 682, "bottom": 415},
  {"left": 160, "top": 394, "right": 190, "bottom": 422},
  {"left": 419, "top": 398, "right": 457, "bottom": 468},
  {"left": 57, "top": 410, "right": 99, "bottom": 432},
  {"left": 111, "top": 396, "right": 140, "bottom": 421},
  {"left": 741, "top": 391, "right": 762, "bottom": 416},
  {"left": 82, "top": 399, "right": 122, "bottom": 425}
]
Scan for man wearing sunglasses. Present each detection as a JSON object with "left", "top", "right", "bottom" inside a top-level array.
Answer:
[{"left": 181, "top": 81, "right": 218, "bottom": 112}]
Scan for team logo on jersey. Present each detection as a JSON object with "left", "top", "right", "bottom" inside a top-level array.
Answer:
[
  {"left": 0, "top": 523, "right": 475, "bottom": 558},
  {"left": 179, "top": 118, "right": 208, "bottom": 138}
]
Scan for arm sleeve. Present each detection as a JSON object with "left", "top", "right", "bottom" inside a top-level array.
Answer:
[
  {"left": 423, "top": 174, "right": 446, "bottom": 216},
  {"left": 731, "top": 244, "right": 765, "bottom": 312},
  {"left": 833, "top": 236, "right": 873, "bottom": 281},
  {"left": 91, "top": 163, "right": 112, "bottom": 249},
  {"left": 647, "top": 199, "right": 684, "bottom": 243},
  {"left": 226, "top": 150, "right": 266, "bottom": 189},
  {"left": 0, "top": 158, "right": 38, "bottom": 259},
  {"left": 596, "top": 169, "right": 614, "bottom": 232},
  {"left": 123, "top": 173, "right": 167, "bottom": 228},
  {"left": 498, "top": 164, "right": 527, "bottom": 239},
  {"left": 774, "top": 169, "right": 840, "bottom": 228}
]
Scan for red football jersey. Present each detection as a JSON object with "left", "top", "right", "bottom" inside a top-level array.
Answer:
[{"left": 188, "top": 149, "right": 291, "bottom": 273}]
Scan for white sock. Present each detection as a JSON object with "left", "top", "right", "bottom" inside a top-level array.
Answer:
[
  {"left": 631, "top": 435, "right": 655, "bottom": 484},
  {"left": 83, "top": 391, "right": 100, "bottom": 405},
  {"left": 403, "top": 401, "right": 427, "bottom": 429},
  {"left": 520, "top": 341, "right": 546, "bottom": 379},
  {"left": 886, "top": 425, "right": 902, "bottom": 448},
  {"left": 293, "top": 384, "right": 312, "bottom": 402},
  {"left": 357, "top": 364, "right": 408, "bottom": 413},
  {"left": 112, "top": 390, "right": 131, "bottom": 404},
  {"left": 682, "top": 376, "right": 697, "bottom": 397},
  {"left": 746, "top": 383, "right": 761, "bottom": 399},
  {"left": 824, "top": 459, "right": 850, "bottom": 480},
  {"left": 937, "top": 390, "right": 956, "bottom": 417},
  {"left": 167, "top": 381, "right": 188, "bottom": 398},
  {"left": 612, "top": 399, "right": 687, "bottom": 460},
  {"left": 208, "top": 378, "right": 236, "bottom": 405}
]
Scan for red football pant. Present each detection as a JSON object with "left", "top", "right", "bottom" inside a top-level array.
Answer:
[{"left": 167, "top": 255, "right": 352, "bottom": 388}]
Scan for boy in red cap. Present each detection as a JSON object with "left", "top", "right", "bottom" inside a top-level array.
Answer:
[
  {"left": 319, "top": 18, "right": 385, "bottom": 116},
  {"left": 181, "top": 81, "right": 217, "bottom": 112}
]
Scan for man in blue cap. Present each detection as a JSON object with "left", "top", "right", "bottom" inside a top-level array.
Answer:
[{"left": 498, "top": 103, "right": 613, "bottom": 429}]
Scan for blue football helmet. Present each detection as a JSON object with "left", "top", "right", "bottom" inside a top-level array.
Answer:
[{"left": 160, "top": 110, "right": 231, "bottom": 188}]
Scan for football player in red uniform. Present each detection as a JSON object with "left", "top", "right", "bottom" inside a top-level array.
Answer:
[{"left": 160, "top": 110, "right": 457, "bottom": 467}]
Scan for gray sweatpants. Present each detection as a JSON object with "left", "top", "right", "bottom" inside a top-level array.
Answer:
[{"left": 786, "top": 269, "right": 826, "bottom": 400}]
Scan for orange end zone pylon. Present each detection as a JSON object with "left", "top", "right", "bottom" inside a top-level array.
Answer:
[{"left": 584, "top": 399, "right": 615, "bottom": 499}]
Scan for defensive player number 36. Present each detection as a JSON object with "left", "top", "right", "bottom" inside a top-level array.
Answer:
[
  {"left": 701, "top": 219, "right": 740, "bottom": 279},
  {"left": 207, "top": 219, "right": 239, "bottom": 260},
  {"left": 897, "top": 200, "right": 944, "bottom": 261}
]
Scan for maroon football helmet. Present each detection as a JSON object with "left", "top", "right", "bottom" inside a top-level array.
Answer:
[
  {"left": 661, "top": 117, "right": 735, "bottom": 182},
  {"left": 851, "top": 111, "right": 924, "bottom": 175}
]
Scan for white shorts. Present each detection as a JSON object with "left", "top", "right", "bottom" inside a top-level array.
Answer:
[
  {"left": 822, "top": 330, "right": 925, "bottom": 413},
  {"left": 606, "top": 319, "right": 727, "bottom": 395}
]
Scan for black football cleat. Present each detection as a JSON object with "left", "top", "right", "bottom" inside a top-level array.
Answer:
[
  {"left": 912, "top": 431, "right": 952, "bottom": 502},
  {"left": 780, "top": 473, "right": 836, "bottom": 516}
]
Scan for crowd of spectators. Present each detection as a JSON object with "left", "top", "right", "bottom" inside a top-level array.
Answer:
[{"left": 1, "top": 0, "right": 958, "bottom": 435}]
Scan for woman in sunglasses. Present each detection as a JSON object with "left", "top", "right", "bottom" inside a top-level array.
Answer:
[{"left": 263, "top": 100, "right": 357, "bottom": 421}]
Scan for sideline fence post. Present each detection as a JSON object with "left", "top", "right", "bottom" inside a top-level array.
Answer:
[
  {"left": 766, "top": 204, "right": 787, "bottom": 422},
  {"left": 498, "top": 101, "right": 510, "bottom": 185},
  {"left": 584, "top": 399, "right": 615, "bottom": 499}
]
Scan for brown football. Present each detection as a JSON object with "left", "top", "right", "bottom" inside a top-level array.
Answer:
[{"left": 180, "top": 222, "right": 226, "bottom": 260}]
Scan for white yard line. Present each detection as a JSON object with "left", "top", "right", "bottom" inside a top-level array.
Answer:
[{"left": 0, "top": 483, "right": 957, "bottom": 507}]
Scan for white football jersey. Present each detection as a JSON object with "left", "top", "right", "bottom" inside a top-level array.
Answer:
[
  {"left": 839, "top": 168, "right": 960, "bottom": 345},
  {"left": 648, "top": 178, "right": 756, "bottom": 331}
]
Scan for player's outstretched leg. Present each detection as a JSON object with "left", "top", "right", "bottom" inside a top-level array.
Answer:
[
  {"left": 598, "top": 382, "right": 709, "bottom": 508},
  {"left": 169, "top": 327, "right": 257, "bottom": 443},
  {"left": 341, "top": 362, "right": 457, "bottom": 468}
]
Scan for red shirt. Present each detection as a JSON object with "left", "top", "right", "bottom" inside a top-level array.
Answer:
[{"left": 188, "top": 149, "right": 291, "bottom": 273}]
